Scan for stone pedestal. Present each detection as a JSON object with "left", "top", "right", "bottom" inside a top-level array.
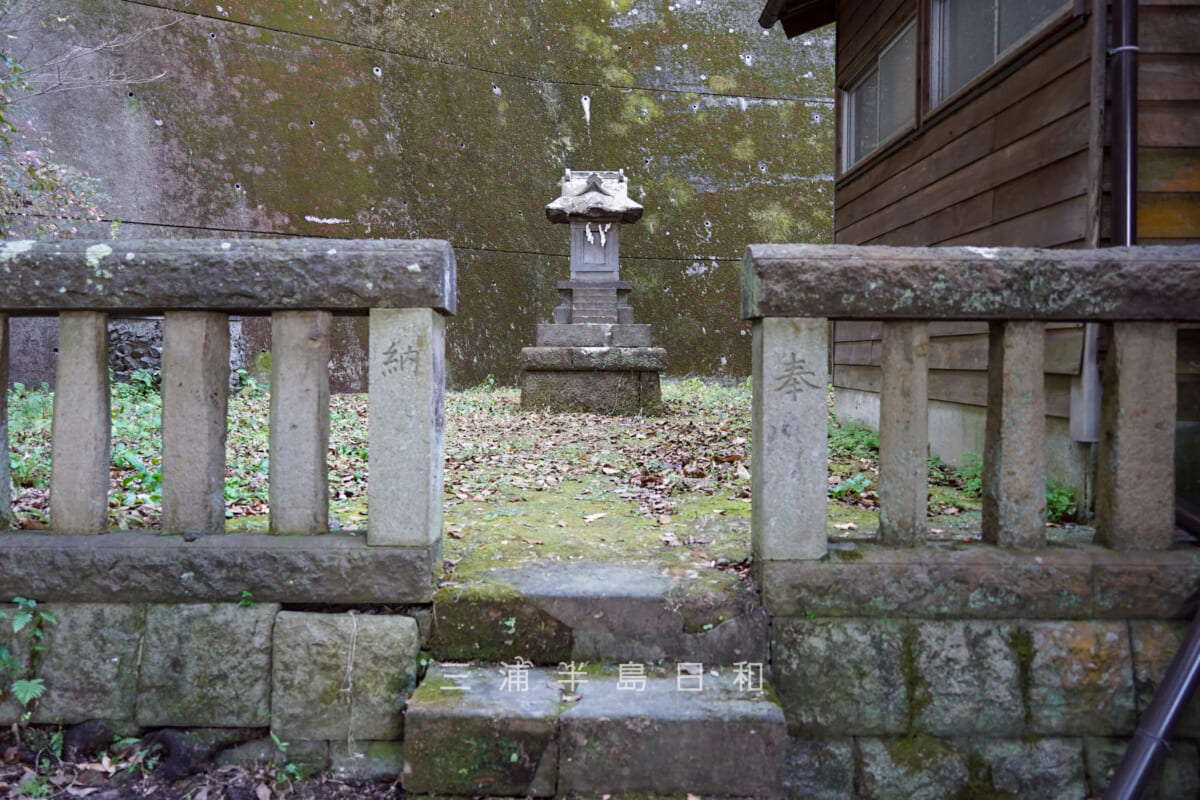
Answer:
[{"left": 520, "top": 169, "right": 666, "bottom": 414}]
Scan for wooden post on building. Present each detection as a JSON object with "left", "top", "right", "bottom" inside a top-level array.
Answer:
[
  {"left": 752, "top": 317, "right": 829, "bottom": 561},
  {"left": 878, "top": 321, "right": 929, "bottom": 546},
  {"left": 269, "top": 311, "right": 331, "bottom": 535},
  {"left": 162, "top": 311, "right": 230, "bottom": 535},
  {"left": 982, "top": 321, "right": 1046, "bottom": 549},
  {"left": 50, "top": 311, "right": 111, "bottom": 533},
  {"left": 1096, "top": 323, "right": 1176, "bottom": 550}
]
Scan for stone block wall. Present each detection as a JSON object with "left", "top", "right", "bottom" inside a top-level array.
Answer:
[
  {"left": 770, "top": 549, "right": 1200, "bottom": 798},
  {"left": 1, "top": 602, "right": 425, "bottom": 779}
]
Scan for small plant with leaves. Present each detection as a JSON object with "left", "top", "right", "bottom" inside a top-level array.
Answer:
[
  {"left": 952, "top": 453, "right": 984, "bottom": 498},
  {"left": 0, "top": 597, "right": 57, "bottom": 723},
  {"left": 1046, "top": 479, "right": 1077, "bottom": 524}
]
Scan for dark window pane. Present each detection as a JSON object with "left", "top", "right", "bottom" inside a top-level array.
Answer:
[
  {"left": 850, "top": 69, "right": 879, "bottom": 164},
  {"left": 1000, "top": 0, "right": 1066, "bottom": 51},
  {"left": 878, "top": 24, "right": 916, "bottom": 141},
  {"left": 939, "top": 0, "right": 994, "bottom": 98}
]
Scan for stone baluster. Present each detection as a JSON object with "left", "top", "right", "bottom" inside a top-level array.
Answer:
[
  {"left": 878, "top": 321, "right": 929, "bottom": 546},
  {"left": 162, "top": 311, "right": 230, "bottom": 535},
  {"left": 50, "top": 311, "right": 111, "bottom": 533},
  {"left": 269, "top": 311, "right": 331, "bottom": 535},
  {"left": 981, "top": 321, "right": 1046, "bottom": 549},
  {"left": 752, "top": 317, "right": 828, "bottom": 560},
  {"left": 1096, "top": 322, "right": 1177, "bottom": 550},
  {"left": 368, "top": 308, "right": 445, "bottom": 552}
]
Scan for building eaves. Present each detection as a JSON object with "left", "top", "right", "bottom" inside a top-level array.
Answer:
[{"left": 758, "top": 0, "right": 837, "bottom": 38}]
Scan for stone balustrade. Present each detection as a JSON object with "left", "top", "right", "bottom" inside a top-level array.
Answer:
[
  {"left": 742, "top": 244, "right": 1200, "bottom": 563},
  {"left": 0, "top": 238, "right": 455, "bottom": 604}
]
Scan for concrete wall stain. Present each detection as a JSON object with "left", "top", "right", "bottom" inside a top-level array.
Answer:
[{"left": 24, "top": 0, "right": 834, "bottom": 384}]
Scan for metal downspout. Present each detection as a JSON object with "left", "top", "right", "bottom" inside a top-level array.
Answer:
[
  {"left": 1103, "top": 609, "right": 1200, "bottom": 799},
  {"left": 1110, "top": 0, "right": 1138, "bottom": 247}
]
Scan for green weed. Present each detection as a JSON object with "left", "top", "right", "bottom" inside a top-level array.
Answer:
[
  {"left": 954, "top": 453, "right": 984, "bottom": 498},
  {"left": 1046, "top": 480, "right": 1077, "bottom": 524},
  {"left": 827, "top": 416, "right": 879, "bottom": 460}
]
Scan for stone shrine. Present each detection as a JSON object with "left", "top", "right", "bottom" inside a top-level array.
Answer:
[{"left": 520, "top": 170, "right": 667, "bottom": 413}]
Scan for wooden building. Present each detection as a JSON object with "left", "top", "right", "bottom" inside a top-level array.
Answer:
[{"left": 760, "top": 0, "right": 1200, "bottom": 508}]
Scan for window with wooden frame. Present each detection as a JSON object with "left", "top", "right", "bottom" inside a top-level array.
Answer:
[
  {"left": 930, "top": 0, "right": 1073, "bottom": 104},
  {"left": 842, "top": 18, "right": 917, "bottom": 170}
]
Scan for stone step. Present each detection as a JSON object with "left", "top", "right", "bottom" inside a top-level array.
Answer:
[
  {"left": 403, "top": 662, "right": 787, "bottom": 797},
  {"left": 430, "top": 562, "right": 767, "bottom": 666}
]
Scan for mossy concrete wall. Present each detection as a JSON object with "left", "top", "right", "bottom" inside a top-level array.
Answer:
[{"left": 22, "top": 0, "right": 834, "bottom": 385}]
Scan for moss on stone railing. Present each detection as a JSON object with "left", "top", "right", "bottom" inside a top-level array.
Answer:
[
  {"left": 741, "top": 244, "right": 1200, "bottom": 561},
  {"left": 1, "top": 238, "right": 456, "bottom": 604}
]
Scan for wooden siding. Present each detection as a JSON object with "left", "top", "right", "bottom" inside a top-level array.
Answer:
[
  {"left": 834, "top": 323, "right": 1084, "bottom": 419},
  {"left": 1133, "top": 0, "right": 1200, "bottom": 244},
  {"left": 834, "top": 18, "right": 1097, "bottom": 246}
]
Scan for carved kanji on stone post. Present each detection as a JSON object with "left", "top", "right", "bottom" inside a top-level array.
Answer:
[{"left": 520, "top": 170, "right": 667, "bottom": 414}]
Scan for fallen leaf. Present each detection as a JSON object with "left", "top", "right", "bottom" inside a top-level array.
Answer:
[
  {"left": 657, "top": 514, "right": 672, "bottom": 525},
  {"left": 833, "top": 522, "right": 857, "bottom": 531},
  {"left": 735, "top": 463, "right": 751, "bottom": 480},
  {"left": 256, "top": 783, "right": 272, "bottom": 800},
  {"left": 583, "top": 513, "right": 607, "bottom": 523},
  {"left": 679, "top": 663, "right": 702, "bottom": 675},
  {"left": 562, "top": 694, "right": 582, "bottom": 702},
  {"left": 520, "top": 537, "right": 544, "bottom": 546},
  {"left": 66, "top": 788, "right": 100, "bottom": 797},
  {"left": 446, "top": 525, "right": 465, "bottom": 539},
  {"left": 555, "top": 520, "right": 568, "bottom": 528}
]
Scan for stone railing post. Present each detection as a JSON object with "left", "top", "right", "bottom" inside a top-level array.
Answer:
[
  {"left": 981, "top": 321, "right": 1046, "bottom": 549},
  {"left": 752, "top": 317, "right": 829, "bottom": 560},
  {"left": 269, "top": 310, "right": 332, "bottom": 535},
  {"left": 1096, "top": 322, "right": 1177, "bottom": 550},
  {"left": 368, "top": 308, "right": 445, "bottom": 553},
  {"left": 877, "top": 320, "right": 929, "bottom": 545},
  {"left": 162, "top": 311, "right": 230, "bottom": 535},
  {"left": 50, "top": 311, "right": 111, "bottom": 533}
]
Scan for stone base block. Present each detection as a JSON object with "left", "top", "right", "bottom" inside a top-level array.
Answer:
[
  {"left": 772, "top": 619, "right": 908, "bottom": 736},
  {"left": 521, "top": 368, "right": 662, "bottom": 415},
  {"left": 271, "top": 612, "right": 421, "bottom": 741},
  {"left": 772, "top": 616, "right": 1139, "bottom": 739},
  {"left": 1085, "top": 737, "right": 1200, "bottom": 799},
  {"left": 331, "top": 741, "right": 406, "bottom": 781},
  {"left": 557, "top": 673, "right": 787, "bottom": 797},
  {"left": 403, "top": 665, "right": 560, "bottom": 796},
  {"left": 216, "top": 738, "right": 331, "bottom": 776},
  {"left": 136, "top": 603, "right": 278, "bottom": 727},
  {"left": 783, "top": 739, "right": 856, "bottom": 800},
  {"left": 32, "top": 604, "right": 144, "bottom": 724},
  {"left": 535, "top": 323, "right": 652, "bottom": 348}
]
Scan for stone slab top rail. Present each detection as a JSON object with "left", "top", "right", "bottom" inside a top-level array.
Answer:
[
  {"left": 0, "top": 532, "right": 434, "bottom": 604},
  {"left": 740, "top": 244, "right": 1200, "bottom": 321},
  {"left": 0, "top": 238, "right": 456, "bottom": 316},
  {"left": 761, "top": 543, "right": 1200, "bottom": 620}
]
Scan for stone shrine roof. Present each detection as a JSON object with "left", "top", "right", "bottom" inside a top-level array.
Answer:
[{"left": 545, "top": 170, "right": 644, "bottom": 224}]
